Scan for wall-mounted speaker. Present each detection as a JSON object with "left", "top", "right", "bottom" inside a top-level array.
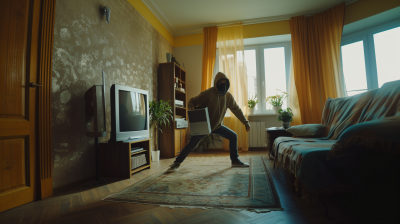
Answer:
[{"left": 85, "top": 71, "right": 107, "bottom": 137}]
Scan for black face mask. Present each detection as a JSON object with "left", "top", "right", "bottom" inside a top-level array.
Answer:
[{"left": 217, "top": 82, "right": 228, "bottom": 95}]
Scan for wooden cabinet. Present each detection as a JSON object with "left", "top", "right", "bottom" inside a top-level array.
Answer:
[
  {"left": 99, "top": 139, "right": 151, "bottom": 179},
  {"left": 174, "top": 129, "right": 187, "bottom": 156},
  {"left": 158, "top": 62, "right": 188, "bottom": 158}
]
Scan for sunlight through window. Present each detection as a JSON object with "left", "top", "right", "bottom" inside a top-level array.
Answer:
[
  {"left": 341, "top": 41, "right": 368, "bottom": 96},
  {"left": 264, "top": 47, "right": 287, "bottom": 110},
  {"left": 373, "top": 26, "right": 400, "bottom": 87},
  {"left": 244, "top": 50, "right": 257, "bottom": 110}
]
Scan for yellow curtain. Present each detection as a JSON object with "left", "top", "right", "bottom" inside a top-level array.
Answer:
[
  {"left": 217, "top": 24, "right": 249, "bottom": 152},
  {"left": 290, "top": 3, "right": 345, "bottom": 124},
  {"left": 288, "top": 54, "right": 302, "bottom": 125},
  {"left": 201, "top": 26, "right": 218, "bottom": 91}
]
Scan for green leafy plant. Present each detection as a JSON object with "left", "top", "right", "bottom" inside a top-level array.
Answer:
[
  {"left": 277, "top": 107, "right": 294, "bottom": 122},
  {"left": 198, "top": 134, "right": 223, "bottom": 149},
  {"left": 266, "top": 89, "right": 288, "bottom": 107},
  {"left": 149, "top": 100, "right": 174, "bottom": 133},
  {"left": 248, "top": 95, "right": 258, "bottom": 109}
]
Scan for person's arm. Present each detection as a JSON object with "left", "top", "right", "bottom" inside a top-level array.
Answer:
[
  {"left": 188, "top": 90, "right": 209, "bottom": 110},
  {"left": 228, "top": 95, "right": 250, "bottom": 131}
]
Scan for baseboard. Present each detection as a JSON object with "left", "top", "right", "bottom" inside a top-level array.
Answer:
[{"left": 53, "top": 176, "right": 95, "bottom": 193}]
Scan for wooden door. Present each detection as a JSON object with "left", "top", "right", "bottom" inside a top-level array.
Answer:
[{"left": 0, "top": 0, "right": 40, "bottom": 212}]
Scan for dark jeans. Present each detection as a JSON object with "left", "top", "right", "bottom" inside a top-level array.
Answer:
[{"left": 175, "top": 125, "right": 239, "bottom": 163}]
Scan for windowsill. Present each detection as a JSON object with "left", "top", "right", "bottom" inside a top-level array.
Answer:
[{"left": 248, "top": 113, "right": 277, "bottom": 117}]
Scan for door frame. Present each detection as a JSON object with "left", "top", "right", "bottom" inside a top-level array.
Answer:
[{"left": 36, "top": 0, "right": 56, "bottom": 200}]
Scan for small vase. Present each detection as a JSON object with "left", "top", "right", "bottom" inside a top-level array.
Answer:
[
  {"left": 166, "top": 53, "right": 172, "bottom": 62},
  {"left": 248, "top": 108, "right": 255, "bottom": 115},
  {"left": 273, "top": 106, "right": 282, "bottom": 114},
  {"left": 282, "top": 121, "right": 290, "bottom": 129},
  {"left": 151, "top": 150, "right": 160, "bottom": 161}
]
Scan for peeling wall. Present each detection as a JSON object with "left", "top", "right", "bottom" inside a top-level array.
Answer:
[{"left": 52, "top": 0, "right": 172, "bottom": 189}]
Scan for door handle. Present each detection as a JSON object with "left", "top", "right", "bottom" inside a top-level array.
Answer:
[{"left": 30, "top": 82, "right": 42, "bottom": 88}]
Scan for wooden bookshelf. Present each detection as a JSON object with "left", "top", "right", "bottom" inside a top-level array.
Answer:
[
  {"left": 158, "top": 62, "right": 188, "bottom": 158},
  {"left": 99, "top": 139, "right": 151, "bottom": 179}
]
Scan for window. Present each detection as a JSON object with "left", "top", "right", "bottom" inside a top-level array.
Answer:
[
  {"left": 341, "top": 41, "right": 368, "bottom": 96},
  {"left": 341, "top": 19, "right": 400, "bottom": 94},
  {"left": 373, "top": 26, "right": 400, "bottom": 87},
  {"left": 244, "top": 43, "right": 291, "bottom": 114}
]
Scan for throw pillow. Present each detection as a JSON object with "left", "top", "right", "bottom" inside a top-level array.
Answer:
[{"left": 286, "top": 124, "right": 326, "bottom": 137}]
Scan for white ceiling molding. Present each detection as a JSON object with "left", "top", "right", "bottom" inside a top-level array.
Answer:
[
  {"left": 141, "top": 0, "right": 176, "bottom": 35},
  {"left": 142, "top": 0, "right": 358, "bottom": 37}
]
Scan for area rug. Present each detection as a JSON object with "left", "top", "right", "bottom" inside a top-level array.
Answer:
[{"left": 103, "top": 156, "right": 283, "bottom": 212}]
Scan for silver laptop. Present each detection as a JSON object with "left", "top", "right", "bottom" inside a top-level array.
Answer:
[{"left": 187, "top": 107, "right": 211, "bottom": 136}]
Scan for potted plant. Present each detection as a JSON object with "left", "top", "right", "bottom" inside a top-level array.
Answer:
[
  {"left": 266, "top": 89, "right": 288, "bottom": 114},
  {"left": 149, "top": 100, "right": 173, "bottom": 161},
  {"left": 277, "top": 107, "right": 294, "bottom": 129},
  {"left": 247, "top": 95, "right": 258, "bottom": 115},
  {"left": 196, "top": 134, "right": 223, "bottom": 152}
]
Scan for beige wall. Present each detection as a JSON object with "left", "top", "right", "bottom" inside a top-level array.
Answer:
[
  {"left": 172, "top": 45, "right": 203, "bottom": 109},
  {"left": 52, "top": 0, "right": 172, "bottom": 189}
]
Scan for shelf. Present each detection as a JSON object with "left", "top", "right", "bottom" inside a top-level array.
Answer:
[
  {"left": 131, "top": 164, "right": 150, "bottom": 174},
  {"left": 175, "top": 106, "right": 186, "bottom": 109},
  {"left": 131, "top": 150, "right": 146, "bottom": 155}
]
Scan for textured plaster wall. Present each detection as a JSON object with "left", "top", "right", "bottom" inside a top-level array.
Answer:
[{"left": 52, "top": 0, "right": 172, "bottom": 189}]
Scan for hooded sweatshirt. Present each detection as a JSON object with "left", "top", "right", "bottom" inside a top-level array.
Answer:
[{"left": 188, "top": 72, "right": 250, "bottom": 131}]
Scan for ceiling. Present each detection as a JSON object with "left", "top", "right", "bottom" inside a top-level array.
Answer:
[{"left": 142, "top": 0, "right": 358, "bottom": 36}]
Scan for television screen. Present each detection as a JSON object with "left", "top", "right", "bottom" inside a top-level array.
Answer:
[{"left": 118, "top": 90, "right": 148, "bottom": 132}]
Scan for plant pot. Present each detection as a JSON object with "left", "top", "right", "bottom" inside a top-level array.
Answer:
[
  {"left": 282, "top": 121, "right": 290, "bottom": 129},
  {"left": 273, "top": 106, "right": 282, "bottom": 114},
  {"left": 248, "top": 107, "right": 255, "bottom": 115},
  {"left": 151, "top": 150, "right": 160, "bottom": 161},
  {"left": 197, "top": 145, "right": 204, "bottom": 152}
]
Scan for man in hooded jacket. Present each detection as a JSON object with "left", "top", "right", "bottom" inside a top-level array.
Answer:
[{"left": 167, "top": 72, "right": 251, "bottom": 172}]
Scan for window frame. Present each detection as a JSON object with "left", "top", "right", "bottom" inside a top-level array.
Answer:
[
  {"left": 340, "top": 18, "right": 400, "bottom": 93},
  {"left": 244, "top": 42, "right": 292, "bottom": 114}
]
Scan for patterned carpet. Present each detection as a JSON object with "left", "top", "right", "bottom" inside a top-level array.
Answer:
[{"left": 104, "top": 156, "right": 283, "bottom": 212}]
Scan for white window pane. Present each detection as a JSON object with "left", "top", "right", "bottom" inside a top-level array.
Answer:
[
  {"left": 373, "top": 26, "right": 400, "bottom": 87},
  {"left": 245, "top": 50, "right": 257, "bottom": 110},
  {"left": 264, "top": 47, "right": 286, "bottom": 110},
  {"left": 341, "top": 41, "right": 368, "bottom": 96},
  {"left": 347, "top": 90, "right": 368, "bottom": 97}
]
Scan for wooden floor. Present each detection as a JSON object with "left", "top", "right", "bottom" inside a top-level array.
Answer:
[{"left": 0, "top": 151, "right": 355, "bottom": 224}]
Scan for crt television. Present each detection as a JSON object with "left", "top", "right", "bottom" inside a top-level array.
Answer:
[{"left": 110, "top": 84, "right": 149, "bottom": 142}]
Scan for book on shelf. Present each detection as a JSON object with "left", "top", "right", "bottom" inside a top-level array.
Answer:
[
  {"left": 131, "top": 147, "right": 144, "bottom": 153},
  {"left": 175, "top": 99, "right": 184, "bottom": 107}
]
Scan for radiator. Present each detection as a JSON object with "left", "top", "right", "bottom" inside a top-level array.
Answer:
[{"left": 249, "top": 121, "right": 266, "bottom": 147}]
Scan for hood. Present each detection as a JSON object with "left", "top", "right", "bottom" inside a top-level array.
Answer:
[{"left": 214, "top": 72, "right": 230, "bottom": 95}]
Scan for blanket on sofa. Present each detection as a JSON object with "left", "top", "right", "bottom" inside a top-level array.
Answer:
[
  {"left": 322, "top": 80, "right": 400, "bottom": 140},
  {"left": 272, "top": 80, "right": 400, "bottom": 200}
]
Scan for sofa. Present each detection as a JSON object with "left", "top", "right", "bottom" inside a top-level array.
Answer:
[{"left": 271, "top": 79, "right": 400, "bottom": 201}]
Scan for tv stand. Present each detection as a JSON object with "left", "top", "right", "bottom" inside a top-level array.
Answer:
[{"left": 99, "top": 138, "right": 151, "bottom": 179}]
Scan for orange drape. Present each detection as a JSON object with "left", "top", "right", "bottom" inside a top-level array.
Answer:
[
  {"left": 217, "top": 24, "right": 249, "bottom": 152},
  {"left": 201, "top": 26, "right": 218, "bottom": 91},
  {"left": 290, "top": 3, "right": 345, "bottom": 124}
]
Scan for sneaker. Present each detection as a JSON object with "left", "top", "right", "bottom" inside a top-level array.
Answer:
[
  {"left": 231, "top": 160, "right": 250, "bottom": 167},
  {"left": 167, "top": 162, "right": 181, "bottom": 173}
]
